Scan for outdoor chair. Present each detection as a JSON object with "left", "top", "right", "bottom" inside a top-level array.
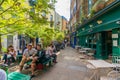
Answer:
[
  {"left": 79, "top": 48, "right": 87, "bottom": 54},
  {"left": 87, "top": 50, "right": 96, "bottom": 59},
  {"left": 100, "top": 56, "right": 120, "bottom": 80},
  {"left": 108, "top": 56, "right": 120, "bottom": 79},
  {"left": 75, "top": 45, "right": 81, "bottom": 52}
]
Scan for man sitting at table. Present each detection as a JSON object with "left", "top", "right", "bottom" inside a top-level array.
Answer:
[{"left": 18, "top": 43, "right": 37, "bottom": 72}]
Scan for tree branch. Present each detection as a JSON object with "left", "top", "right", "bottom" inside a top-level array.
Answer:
[
  {"left": 0, "top": 24, "right": 33, "bottom": 35},
  {"left": 0, "top": 0, "right": 5, "bottom": 6},
  {"left": 0, "top": 18, "right": 30, "bottom": 28},
  {"left": 0, "top": 0, "right": 17, "bottom": 15}
]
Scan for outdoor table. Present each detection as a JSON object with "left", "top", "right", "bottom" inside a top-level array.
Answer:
[
  {"left": 75, "top": 45, "right": 81, "bottom": 48},
  {"left": 75, "top": 46, "right": 81, "bottom": 51},
  {"left": 83, "top": 48, "right": 92, "bottom": 51},
  {"left": 79, "top": 50, "right": 86, "bottom": 54},
  {"left": 87, "top": 60, "right": 115, "bottom": 80}
]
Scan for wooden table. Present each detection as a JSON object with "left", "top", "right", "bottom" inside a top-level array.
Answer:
[{"left": 87, "top": 60, "right": 115, "bottom": 80}]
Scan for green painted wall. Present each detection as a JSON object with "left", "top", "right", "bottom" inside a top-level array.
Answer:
[
  {"left": 112, "top": 28, "right": 120, "bottom": 56},
  {"left": 77, "top": 2, "right": 120, "bottom": 59},
  {"left": 78, "top": 3, "right": 120, "bottom": 36}
]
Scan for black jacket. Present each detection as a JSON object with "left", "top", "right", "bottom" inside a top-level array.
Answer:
[{"left": 36, "top": 49, "right": 45, "bottom": 59}]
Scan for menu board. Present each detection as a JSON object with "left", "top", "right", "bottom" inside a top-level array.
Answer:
[
  {"left": 112, "top": 34, "right": 118, "bottom": 38},
  {"left": 113, "top": 40, "right": 118, "bottom": 46}
]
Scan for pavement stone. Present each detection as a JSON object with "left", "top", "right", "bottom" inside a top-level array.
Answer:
[
  {"left": 8, "top": 47, "right": 92, "bottom": 80},
  {"left": 31, "top": 47, "right": 88, "bottom": 80}
]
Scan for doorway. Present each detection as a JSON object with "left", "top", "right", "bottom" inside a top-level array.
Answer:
[{"left": 101, "top": 31, "right": 112, "bottom": 59}]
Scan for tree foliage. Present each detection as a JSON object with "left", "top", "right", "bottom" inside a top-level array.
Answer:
[{"left": 0, "top": 0, "right": 64, "bottom": 51}]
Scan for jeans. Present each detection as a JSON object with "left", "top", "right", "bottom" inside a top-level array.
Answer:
[{"left": 2, "top": 54, "right": 12, "bottom": 65}]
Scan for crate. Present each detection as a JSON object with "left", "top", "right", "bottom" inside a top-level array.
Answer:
[{"left": 8, "top": 72, "right": 30, "bottom": 80}]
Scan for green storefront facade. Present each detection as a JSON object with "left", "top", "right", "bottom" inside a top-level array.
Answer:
[{"left": 77, "top": 0, "right": 120, "bottom": 59}]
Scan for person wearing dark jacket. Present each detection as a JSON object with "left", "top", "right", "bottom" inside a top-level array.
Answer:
[{"left": 31, "top": 44, "right": 46, "bottom": 78}]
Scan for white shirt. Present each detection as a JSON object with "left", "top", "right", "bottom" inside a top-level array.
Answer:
[
  {"left": 0, "top": 69, "right": 7, "bottom": 80},
  {"left": 46, "top": 47, "right": 53, "bottom": 55},
  {"left": 9, "top": 51, "right": 14, "bottom": 55},
  {"left": 23, "top": 48, "right": 37, "bottom": 57},
  {"left": 7, "top": 54, "right": 11, "bottom": 58}
]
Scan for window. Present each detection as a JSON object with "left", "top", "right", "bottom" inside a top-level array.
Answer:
[
  {"left": 42, "top": 12, "right": 46, "bottom": 17},
  {"left": 50, "top": 15, "right": 53, "bottom": 21},
  {"left": 88, "top": 0, "right": 93, "bottom": 14}
]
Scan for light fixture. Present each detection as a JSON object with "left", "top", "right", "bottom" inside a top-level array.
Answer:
[
  {"left": 89, "top": 25, "right": 93, "bottom": 28},
  {"left": 82, "top": 28, "right": 85, "bottom": 31},
  {"left": 97, "top": 20, "right": 102, "bottom": 24},
  {"left": 116, "top": 21, "right": 120, "bottom": 24}
]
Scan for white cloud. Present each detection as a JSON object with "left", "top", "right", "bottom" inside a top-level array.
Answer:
[{"left": 55, "top": 0, "right": 70, "bottom": 20}]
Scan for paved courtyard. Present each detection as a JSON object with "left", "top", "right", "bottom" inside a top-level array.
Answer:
[
  {"left": 31, "top": 47, "right": 88, "bottom": 80},
  {"left": 9, "top": 47, "right": 92, "bottom": 80}
]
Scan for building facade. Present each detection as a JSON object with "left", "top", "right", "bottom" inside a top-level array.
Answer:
[
  {"left": 54, "top": 12, "right": 62, "bottom": 30},
  {"left": 62, "top": 16, "right": 67, "bottom": 32},
  {"left": 70, "top": 0, "right": 119, "bottom": 59},
  {"left": 69, "top": 0, "right": 77, "bottom": 48}
]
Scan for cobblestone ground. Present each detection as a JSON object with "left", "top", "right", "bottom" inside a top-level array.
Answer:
[{"left": 31, "top": 47, "right": 88, "bottom": 80}]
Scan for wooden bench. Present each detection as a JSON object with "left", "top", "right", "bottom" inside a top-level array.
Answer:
[
  {"left": 16, "top": 55, "right": 22, "bottom": 62},
  {"left": 26, "top": 58, "right": 54, "bottom": 70}
]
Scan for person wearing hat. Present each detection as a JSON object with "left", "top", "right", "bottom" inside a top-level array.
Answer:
[{"left": 19, "top": 43, "right": 37, "bottom": 72}]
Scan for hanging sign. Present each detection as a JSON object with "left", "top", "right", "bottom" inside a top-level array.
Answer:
[{"left": 113, "top": 40, "right": 118, "bottom": 46}]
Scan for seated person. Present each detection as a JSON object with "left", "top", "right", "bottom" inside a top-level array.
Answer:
[
  {"left": 31, "top": 44, "right": 46, "bottom": 78},
  {"left": 18, "top": 43, "right": 37, "bottom": 72},
  {"left": 2, "top": 46, "right": 14, "bottom": 65},
  {"left": 8, "top": 46, "right": 16, "bottom": 62},
  {"left": 46, "top": 44, "right": 57, "bottom": 63},
  {"left": 2, "top": 52, "right": 12, "bottom": 66}
]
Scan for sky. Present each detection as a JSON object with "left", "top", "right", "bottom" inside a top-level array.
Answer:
[{"left": 55, "top": 0, "right": 70, "bottom": 21}]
